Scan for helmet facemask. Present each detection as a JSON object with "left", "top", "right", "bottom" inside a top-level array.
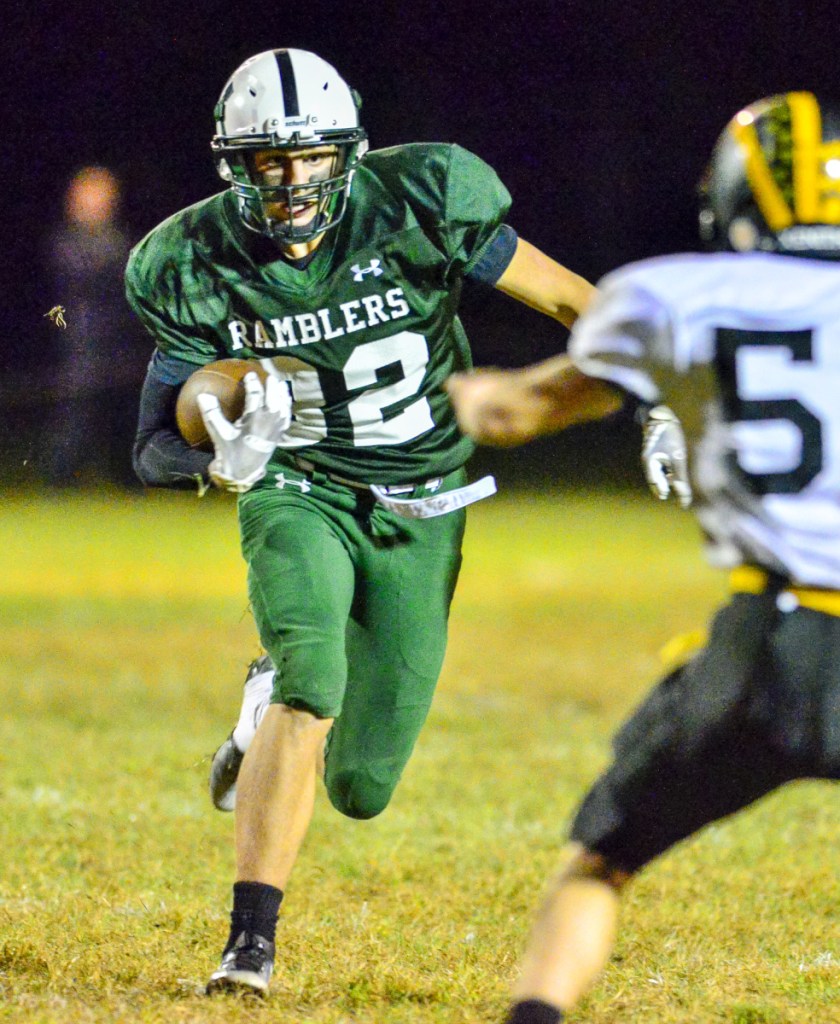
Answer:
[{"left": 215, "top": 137, "right": 367, "bottom": 244}]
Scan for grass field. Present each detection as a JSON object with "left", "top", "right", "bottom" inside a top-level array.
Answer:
[{"left": 0, "top": 486, "right": 837, "bottom": 1024}]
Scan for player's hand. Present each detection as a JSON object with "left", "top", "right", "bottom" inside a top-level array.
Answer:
[
  {"left": 445, "top": 368, "right": 546, "bottom": 447},
  {"left": 642, "top": 405, "right": 692, "bottom": 508},
  {"left": 197, "top": 373, "right": 292, "bottom": 494}
]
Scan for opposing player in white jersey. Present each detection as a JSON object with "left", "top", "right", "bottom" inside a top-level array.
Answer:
[{"left": 446, "top": 92, "right": 840, "bottom": 1024}]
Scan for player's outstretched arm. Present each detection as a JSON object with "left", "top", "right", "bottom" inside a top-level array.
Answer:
[
  {"left": 445, "top": 355, "right": 622, "bottom": 447},
  {"left": 493, "top": 237, "right": 597, "bottom": 328}
]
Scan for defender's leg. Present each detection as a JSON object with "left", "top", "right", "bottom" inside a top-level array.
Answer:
[
  {"left": 512, "top": 846, "right": 631, "bottom": 1014},
  {"left": 503, "top": 592, "right": 802, "bottom": 1023}
]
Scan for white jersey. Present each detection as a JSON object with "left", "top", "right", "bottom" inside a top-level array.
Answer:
[{"left": 570, "top": 251, "right": 840, "bottom": 588}]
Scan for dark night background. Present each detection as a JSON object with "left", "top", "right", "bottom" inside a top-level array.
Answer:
[{"left": 2, "top": 0, "right": 837, "bottom": 486}]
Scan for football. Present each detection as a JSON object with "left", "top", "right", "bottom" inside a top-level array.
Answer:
[{"left": 175, "top": 359, "right": 268, "bottom": 450}]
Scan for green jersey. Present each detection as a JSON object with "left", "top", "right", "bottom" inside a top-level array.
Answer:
[{"left": 126, "top": 143, "right": 512, "bottom": 483}]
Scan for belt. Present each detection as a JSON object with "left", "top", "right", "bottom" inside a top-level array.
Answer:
[
  {"left": 293, "top": 456, "right": 387, "bottom": 491},
  {"left": 292, "top": 457, "right": 497, "bottom": 519},
  {"left": 730, "top": 565, "right": 840, "bottom": 617}
]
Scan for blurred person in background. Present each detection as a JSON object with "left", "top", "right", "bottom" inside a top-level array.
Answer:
[
  {"left": 43, "top": 166, "right": 148, "bottom": 486},
  {"left": 447, "top": 91, "right": 840, "bottom": 1024}
]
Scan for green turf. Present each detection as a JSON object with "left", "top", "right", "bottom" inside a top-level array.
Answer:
[{"left": 0, "top": 487, "right": 836, "bottom": 1023}]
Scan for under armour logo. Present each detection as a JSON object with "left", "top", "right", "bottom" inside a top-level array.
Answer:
[
  {"left": 351, "top": 259, "right": 383, "bottom": 282},
  {"left": 275, "top": 473, "right": 312, "bottom": 493}
]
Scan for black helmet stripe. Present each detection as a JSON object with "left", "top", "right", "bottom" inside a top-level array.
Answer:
[{"left": 275, "top": 50, "right": 300, "bottom": 118}]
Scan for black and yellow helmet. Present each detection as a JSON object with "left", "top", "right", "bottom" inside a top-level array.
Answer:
[{"left": 699, "top": 92, "right": 840, "bottom": 257}]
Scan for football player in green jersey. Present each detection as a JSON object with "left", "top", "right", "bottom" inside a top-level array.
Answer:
[{"left": 128, "top": 48, "right": 614, "bottom": 996}]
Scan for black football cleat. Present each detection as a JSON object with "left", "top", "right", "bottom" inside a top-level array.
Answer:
[
  {"left": 206, "top": 931, "right": 275, "bottom": 996},
  {"left": 208, "top": 654, "right": 275, "bottom": 811},
  {"left": 208, "top": 733, "right": 244, "bottom": 812}
]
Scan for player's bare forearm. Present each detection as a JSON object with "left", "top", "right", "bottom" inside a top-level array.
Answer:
[
  {"left": 494, "top": 238, "right": 597, "bottom": 327},
  {"left": 445, "top": 356, "right": 622, "bottom": 447}
]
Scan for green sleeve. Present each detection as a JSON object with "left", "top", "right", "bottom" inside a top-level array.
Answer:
[
  {"left": 442, "top": 144, "right": 513, "bottom": 276},
  {"left": 124, "top": 242, "right": 224, "bottom": 367}
]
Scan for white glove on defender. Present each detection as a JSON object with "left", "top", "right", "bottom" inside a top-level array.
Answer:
[
  {"left": 642, "top": 405, "right": 692, "bottom": 508},
  {"left": 198, "top": 373, "right": 292, "bottom": 494}
]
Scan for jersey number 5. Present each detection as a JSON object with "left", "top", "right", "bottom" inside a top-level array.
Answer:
[{"left": 714, "top": 327, "right": 823, "bottom": 495}]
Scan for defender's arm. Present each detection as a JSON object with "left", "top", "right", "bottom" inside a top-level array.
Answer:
[{"left": 445, "top": 355, "right": 622, "bottom": 448}]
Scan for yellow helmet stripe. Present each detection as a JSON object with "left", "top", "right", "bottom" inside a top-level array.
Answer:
[
  {"left": 788, "top": 91, "right": 821, "bottom": 222},
  {"left": 730, "top": 115, "right": 793, "bottom": 231}
]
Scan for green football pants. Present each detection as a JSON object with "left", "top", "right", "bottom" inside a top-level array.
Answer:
[{"left": 238, "top": 467, "right": 466, "bottom": 819}]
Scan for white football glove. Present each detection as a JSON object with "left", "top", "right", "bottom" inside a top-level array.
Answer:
[
  {"left": 197, "top": 373, "right": 292, "bottom": 494},
  {"left": 642, "top": 405, "right": 692, "bottom": 508}
]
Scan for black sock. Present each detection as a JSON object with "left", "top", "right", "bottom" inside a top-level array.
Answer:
[
  {"left": 225, "top": 881, "right": 284, "bottom": 951},
  {"left": 504, "top": 999, "right": 564, "bottom": 1024}
]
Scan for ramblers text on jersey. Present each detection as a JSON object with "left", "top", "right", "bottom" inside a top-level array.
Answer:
[{"left": 226, "top": 286, "right": 411, "bottom": 350}]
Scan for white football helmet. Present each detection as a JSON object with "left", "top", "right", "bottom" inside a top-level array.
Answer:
[{"left": 212, "top": 49, "right": 368, "bottom": 244}]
